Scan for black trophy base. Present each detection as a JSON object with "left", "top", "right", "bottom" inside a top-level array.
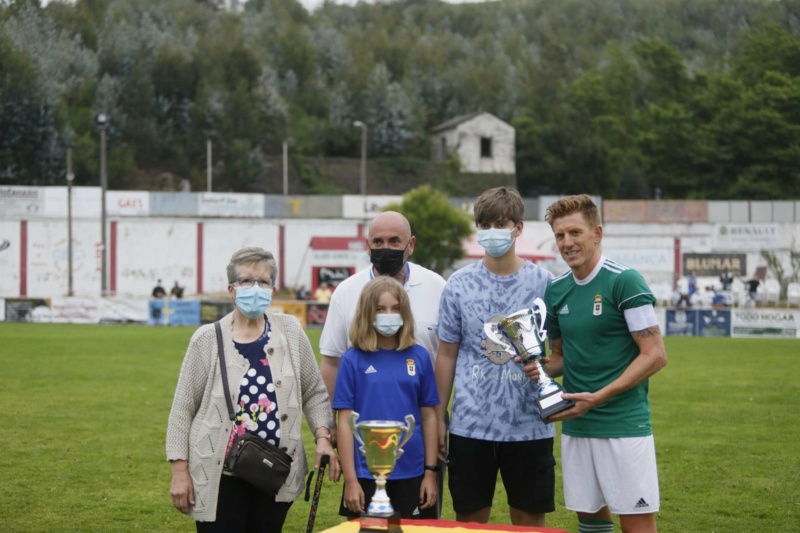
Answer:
[
  {"left": 537, "top": 387, "right": 575, "bottom": 423},
  {"left": 359, "top": 512, "right": 402, "bottom": 532}
]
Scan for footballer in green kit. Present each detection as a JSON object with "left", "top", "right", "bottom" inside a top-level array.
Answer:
[{"left": 521, "top": 194, "right": 668, "bottom": 533}]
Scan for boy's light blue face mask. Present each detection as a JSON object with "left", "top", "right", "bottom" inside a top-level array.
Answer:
[
  {"left": 373, "top": 313, "right": 403, "bottom": 337},
  {"left": 235, "top": 285, "right": 273, "bottom": 319},
  {"left": 477, "top": 227, "right": 515, "bottom": 258}
]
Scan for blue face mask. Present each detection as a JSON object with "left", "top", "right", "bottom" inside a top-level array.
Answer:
[
  {"left": 374, "top": 313, "right": 403, "bottom": 337},
  {"left": 477, "top": 228, "right": 515, "bottom": 258},
  {"left": 235, "top": 285, "right": 273, "bottom": 319}
]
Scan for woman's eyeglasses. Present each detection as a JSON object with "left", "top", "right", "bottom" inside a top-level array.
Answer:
[{"left": 234, "top": 277, "right": 273, "bottom": 289}]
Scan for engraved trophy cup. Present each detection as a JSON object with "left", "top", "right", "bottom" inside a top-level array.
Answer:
[
  {"left": 349, "top": 412, "right": 415, "bottom": 533},
  {"left": 483, "top": 297, "right": 574, "bottom": 422}
]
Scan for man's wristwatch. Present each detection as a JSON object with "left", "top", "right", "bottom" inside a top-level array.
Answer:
[{"left": 424, "top": 464, "right": 441, "bottom": 473}]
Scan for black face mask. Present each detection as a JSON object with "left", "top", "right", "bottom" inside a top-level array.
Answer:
[{"left": 370, "top": 247, "right": 406, "bottom": 277}]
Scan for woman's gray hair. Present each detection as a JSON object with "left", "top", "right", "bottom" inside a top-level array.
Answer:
[{"left": 226, "top": 247, "right": 278, "bottom": 285}]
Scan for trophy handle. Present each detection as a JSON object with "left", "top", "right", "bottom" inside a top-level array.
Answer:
[
  {"left": 394, "top": 414, "right": 415, "bottom": 459},
  {"left": 532, "top": 297, "right": 548, "bottom": 342},
  {"left": 349, "top": 411, "right": 366, "bottom": 448}
]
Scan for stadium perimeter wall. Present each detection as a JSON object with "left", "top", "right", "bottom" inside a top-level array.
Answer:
[{"left": 1, "top": 188, "right": 799, "bottom": 331}]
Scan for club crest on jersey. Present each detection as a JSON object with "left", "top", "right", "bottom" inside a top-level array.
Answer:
[
  {"left": 593, "top": 294, "right": 602, "bottom": 316},
  {"left": 407, "top": 359, "right": 416, "bottom": 376}
]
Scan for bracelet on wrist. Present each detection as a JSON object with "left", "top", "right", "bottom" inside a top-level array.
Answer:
[
  {"left": 424, "top": 464, "right": 440, "bottom": 473},
  {"left": 314, "top": 433, "right": 332, "bottom": 442}
]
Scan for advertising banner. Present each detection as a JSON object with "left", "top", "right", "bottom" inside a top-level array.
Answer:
[
  {"left": 713, "top": 223, "right": 781, "bottom": 251},
  {"left": 665, "top": 309, "right": 698, "bottom": 336},
  {"left": 0, "top": 186, "right": 42, "bottom": 217},
  {"left": 342, "top": 195, "right": 402, "bottom": 219},
  {"left": 50, "top": 297, "right": 101, "bottom": 323},
  {"left": 43, "top": 187, "right": 101, "bottom": 218},
  {"left": 107, "top": 191, "right": 150, "bottom": 216},
  {"left": 100, "top": 299, "right": 149, "bottom": 323},
  {"left": 198, "top": 193, "right": 264, "bottom": 217},
  {"left": 306, "top": 303, "right": 329, "bottom": 328},
  {"left": 731, "top": 309, "right": 799, "bottom": 338},
  {"left": 200, "top": 301, "right": 235, "bottom": 324},
  {"left": 314, "top": 266, "right": 355, "bottom": 290},
  {"left": 683, "top": 253, "right": 747, "bottom": 276},
  {"left": 148, "top": 299, "right": 201, "bottom": 326},
  {"left": 272, "top": 301, "right": 307, "bottom": 328},
  {"left": 4, "top": 298, "right": 51, "bottom": 322},
  {"left": 697, "top": 310, "right": 731, "bottom": 337},
  {"left": 606, "top": 249, "right": 673, "bottom": 273}
]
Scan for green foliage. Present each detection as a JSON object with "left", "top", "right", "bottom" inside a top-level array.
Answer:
[
  {"left": 1, "top": 0, "right": 800, "bottom": 196},
  {"left": 383, "top": 185, "right": 473, "bottom": 274}
]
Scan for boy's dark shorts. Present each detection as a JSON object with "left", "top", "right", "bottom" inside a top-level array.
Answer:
[{"left": 447, "top": 433, "right": 556, "bottom": 515}]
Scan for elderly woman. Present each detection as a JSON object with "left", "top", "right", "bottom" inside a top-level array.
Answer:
[{"left": 167, "top": 247, "right": 340, "bottom": 532}]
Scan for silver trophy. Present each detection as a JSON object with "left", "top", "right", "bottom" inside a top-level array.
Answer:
[
  {"left": 349, "top": 412, "right": 415, "bottom": 532},
  {"left": 483, "top": 298, "right": 574, "bottom": 422}
]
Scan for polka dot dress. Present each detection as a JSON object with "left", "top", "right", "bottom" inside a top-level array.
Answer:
[{"left": 225, "top": 320, "right": 281, "bottom": 457}]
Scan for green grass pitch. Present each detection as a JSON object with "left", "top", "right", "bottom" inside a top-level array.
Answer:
[{"left": 0, "top": 323, "right": 797, "bottom": 532}]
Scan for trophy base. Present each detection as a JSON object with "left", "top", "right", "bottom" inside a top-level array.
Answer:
[
  {"left": 359, "top": 512, "right": 402, "bottom": 532},
  {"left": 537, "top": 387, "right": 575, "bottom": 423}
]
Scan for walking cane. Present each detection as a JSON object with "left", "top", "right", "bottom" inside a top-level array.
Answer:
[{"left": 305, "top": 454, "right": 330, "bottom": 533}]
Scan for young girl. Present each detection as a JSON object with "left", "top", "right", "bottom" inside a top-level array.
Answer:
[{"left": 333, "top": 276, "right": 440, "bottom": 520}]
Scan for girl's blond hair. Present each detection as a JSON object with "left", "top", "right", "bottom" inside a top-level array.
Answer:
[{"left": 349, "top": 276, "right": 416, "bottom": 352}]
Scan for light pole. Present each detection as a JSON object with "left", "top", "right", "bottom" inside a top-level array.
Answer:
[
  {"left": 282, "top": 139, "right": 289, "bottom": 196},
  {"left": 96, "top": 113, "right": 108, "bottom": 296},
  {"left": 206, "top": 139, "right": 212, "bottom": 192},
  {"left": 66, "top": 146, "right": 75, "bottom": 297},
  {"left": 353, "top": 120, "right": 367, "bottom": 216}
]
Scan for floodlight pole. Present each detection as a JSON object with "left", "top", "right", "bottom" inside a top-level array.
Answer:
[
  {"left": 353, "top": 120, "right": 368, "bottom": 218},
  {"left": 207, "top": 139, "right": 212, "bottom": 192},
  {"left": 66, "top": 146, "right": 75, "bottom": 297},
  {"left": 97, "top": 113, "right": 108, "bottom": 296},
  {"left": 283, "top": 139, "right": 288, "bottom": 196}
]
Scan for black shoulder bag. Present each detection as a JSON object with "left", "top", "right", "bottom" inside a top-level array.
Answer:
[{"left": 215, "top": 321, "right": 293, "bottom": 496}]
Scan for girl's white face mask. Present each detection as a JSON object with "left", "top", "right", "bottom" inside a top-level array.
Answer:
[{"left": 373, "top": 313, "right": 403, "bottom": 337}]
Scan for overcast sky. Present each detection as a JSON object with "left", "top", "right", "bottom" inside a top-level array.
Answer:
[{"left": 298, "top": 0, "right": 496, "bottom": 11}]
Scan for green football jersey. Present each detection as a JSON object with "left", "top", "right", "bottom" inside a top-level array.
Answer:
[{"left": 545, "top": 257, "right": 656, "bottom": 438}]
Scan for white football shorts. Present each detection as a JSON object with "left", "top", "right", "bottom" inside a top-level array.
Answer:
[{"left": 561, "top": 434, "right": 660, "bottom": 515}]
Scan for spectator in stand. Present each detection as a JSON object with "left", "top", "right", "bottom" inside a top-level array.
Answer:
[
  {"left": 295, "top": 285, "right": 310, "bottom": 300},
  {"left": 700, "top": 286, "right": 728, "bottom": 308},
  {"left": 745, "top": 277, "right": 760, "bottom": 306},
  {"left": 314, "top": 282, "right": 333, "bottom": 303},
  {"left": 687, "top": 271, "right": 698, "bottom": 301},
  {"left": 719, "top": 269, "right": 734, "bottom": 291},
  {"left": 673, "top": 277, "right": 691, "bottom": 308},
  {"left": 170, "top": 281, "right": 185, "bottom": 299},
  {"left": 152, "top": 280, "right": 167, "bottom": 299}
]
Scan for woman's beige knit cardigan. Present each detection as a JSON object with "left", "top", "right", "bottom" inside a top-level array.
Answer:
[{"left": 166, "top": 311, "right": 333, "bottom": 522}]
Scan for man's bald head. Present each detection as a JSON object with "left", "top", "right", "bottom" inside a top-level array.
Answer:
[{"left": 368, "top": 211, "right": 412, "bottom": 240}]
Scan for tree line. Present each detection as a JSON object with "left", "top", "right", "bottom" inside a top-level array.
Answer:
[{"left": 1, "top": 0, "right": 798, "bottom": 198}]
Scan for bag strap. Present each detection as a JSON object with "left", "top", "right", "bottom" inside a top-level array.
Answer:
[{"left": 215, "top": 321, "right": 236, "bottom": 421}]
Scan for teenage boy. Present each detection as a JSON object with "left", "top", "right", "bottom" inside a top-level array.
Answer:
[{"left": 435, "top": 187, "right": 556, "bottom": 527}]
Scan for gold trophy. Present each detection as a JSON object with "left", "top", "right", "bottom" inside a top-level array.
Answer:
[
  {"left": 484, "top": 297, "right": 574, "bottom": 422},
  {"left": 349, "top": 412, "right": 415, "bottom": 533}
]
